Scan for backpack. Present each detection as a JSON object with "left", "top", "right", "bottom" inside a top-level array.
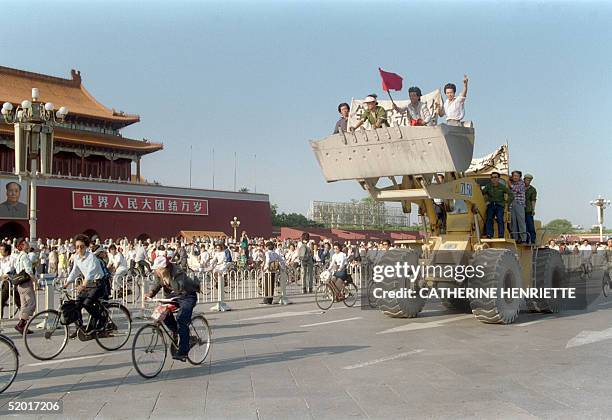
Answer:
[
  {"left": 60, "top": 300, "right": 81, "bottom": 325},
  {"left": 224, "top": 248, "right": 233, "bottom": 263},
  {"left": 298, "top": 244, "right": 313, "bottom": 263}
]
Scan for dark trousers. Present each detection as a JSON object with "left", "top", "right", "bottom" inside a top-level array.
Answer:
[
  {"left": 262, "top": 272, "right": 275, "bottom": 304},
  {"left": 163, "top": 293, "right": 196, "bottom": 355},
  {"left": 76, "top": 284, "right": 106, "bottom": 329},
  {"left": 485, "top": 203, "right": 505, "bottom": 238},
  {"left": 525, "top": 212, "right": 536, "bottom": 244}
]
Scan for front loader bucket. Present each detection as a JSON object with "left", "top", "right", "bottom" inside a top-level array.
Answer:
[{"left": 310, "top": 124, "right": 475, "bottom": 182}]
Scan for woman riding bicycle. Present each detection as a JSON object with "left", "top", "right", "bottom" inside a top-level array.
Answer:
[{"left": 146, "top": 256, "right": 199, "bottom": 362}]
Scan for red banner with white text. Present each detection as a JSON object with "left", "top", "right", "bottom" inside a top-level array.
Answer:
[{"left": 72, "top": 191, "right": 208, "bottom": 216}]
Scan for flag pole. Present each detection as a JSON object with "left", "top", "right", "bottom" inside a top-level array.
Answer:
[{"left": 386, "top": 90, "right": 398, "bottom": 109}]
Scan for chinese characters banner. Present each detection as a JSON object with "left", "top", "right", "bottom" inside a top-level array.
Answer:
[{"left": 72, "top": 191, "right": 208, "bottom": 216}]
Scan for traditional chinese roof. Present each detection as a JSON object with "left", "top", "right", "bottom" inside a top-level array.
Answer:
[
  {"left": 0, "top": 124, "right": 163, "bottom": 155},
  {"left": 0, "top": 66, "right": 139, "bottom": 126}
]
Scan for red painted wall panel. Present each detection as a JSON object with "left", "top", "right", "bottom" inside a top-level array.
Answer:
[{"left": 2, "top": 185, "right": 272, "bottom": 240}]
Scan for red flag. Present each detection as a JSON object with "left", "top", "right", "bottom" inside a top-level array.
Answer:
[{"left": 378, "top": 68, "right": 403, "bottom": 91}]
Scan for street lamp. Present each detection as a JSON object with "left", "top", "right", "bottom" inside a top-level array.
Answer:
[
  {"left": 229, "top": 216, "right": 241, "bottom": 242},
  {"left": 2, "top": 88, "right": 68, "bottom": 242},
  {"left": 589, "top": 195, "right": 610, "bottom": 242}
]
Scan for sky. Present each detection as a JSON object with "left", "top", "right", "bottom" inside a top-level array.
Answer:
[{"left": 1, "top": 0, "right": 611, "bottom": 228}]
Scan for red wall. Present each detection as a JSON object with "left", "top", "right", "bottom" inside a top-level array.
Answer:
[{"left": 2, "top": 185, "right": 272, "bottom": 240}]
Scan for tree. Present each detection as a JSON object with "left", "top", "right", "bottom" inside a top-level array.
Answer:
[
  {"left": 270, "top": 203, "right": 322, "bottom": 228},
  {"left": 544, "top": 219, "right": 574, "bottom": 235},
  {"left": 238, "top": 187, "right": 250, "bottom": 192}
]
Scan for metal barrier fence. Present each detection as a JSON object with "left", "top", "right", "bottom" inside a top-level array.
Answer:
[
  {"left": 0, "top": 253, "right": 607, "bottom": 325},
  {"left": 0, "top": 264, "right": 365, "bottom": 323}
]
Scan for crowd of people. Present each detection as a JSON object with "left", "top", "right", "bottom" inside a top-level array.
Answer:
[{"left": 333, "top": 74, "right": 469, "bottom": 133}]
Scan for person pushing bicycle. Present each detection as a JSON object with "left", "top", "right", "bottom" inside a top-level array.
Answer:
[{"left": 146, "top": 255, "right": 199, "bottom": 362}]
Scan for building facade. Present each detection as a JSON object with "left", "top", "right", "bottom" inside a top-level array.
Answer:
[{"left": 0, "top": 66, "right": 272, "bottom": 239}]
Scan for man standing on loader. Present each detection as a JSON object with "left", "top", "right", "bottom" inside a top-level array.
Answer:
[
  {"left": 482, "top": 172, "right": 514, "bottom": 239},
  {"left": 524, "top": 174, "right": 537, "bottom": 244}
]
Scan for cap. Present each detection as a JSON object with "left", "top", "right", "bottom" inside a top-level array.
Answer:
[
  {"left": 524, "top": 174, "right": 534, "bottom": 180},
  {"left": 363, "top": 96, "right": 376, "bottom": 103},
  {"left": 151, "top": 256, "right": 168, "bottom": 270}
]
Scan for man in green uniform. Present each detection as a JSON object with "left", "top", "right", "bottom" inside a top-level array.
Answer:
[
  {"left": 524, "top": 174, "right": 537, "bottom": 244},
  {"left": 481, "top": 172, "right": 514, "bottom": 238},
  {"left": 350, "top": 96, "right": 388, "bottom": 131}
]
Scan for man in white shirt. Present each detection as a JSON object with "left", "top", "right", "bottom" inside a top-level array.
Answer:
[
  {"left": 134, "top": 241, "right": 148, "bottom": 275},
  {"left": 393, "top": 86, "right": 432, "bottom": 126},
  {"left": 437, "top": 74, "right": 468, "bottom": 126},
  {"left": 14, "top": 238, "right": 36, "bottom": 334},
  {"left": 107, "top": 244, "right": 128, "bottom": 290},
  {"left": 66, "top": 234, "right": 108, "bottom": 336}
]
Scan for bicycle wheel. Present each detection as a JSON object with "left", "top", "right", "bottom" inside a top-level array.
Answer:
[
  {"left": 0, "top": 335, "right": 18, "bottom": 394},
  {"left": 343, "top": 283, "right": 359, "bottom": 307},
  {"left": 603, "top": 276, "right": 610, "bottom": 297},
  {"left": 187, "top": 315, "right": 212, "bottom": 365},
  {"left": 315, "top": 284, "right": 334, "bottom": 310},
  {"left": 24, "top": 310, "right": 68, "bottom": 361},
  {"left": 96, "top": 303, "right": 132, "bottom": 351},
  {"left": 132, "top": 324, "right": 167, "bottom": 379}
]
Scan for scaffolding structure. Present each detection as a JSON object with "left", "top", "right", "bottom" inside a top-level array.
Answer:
[{"left": 308, "top": 200, "right": 411, "bottom": 229}]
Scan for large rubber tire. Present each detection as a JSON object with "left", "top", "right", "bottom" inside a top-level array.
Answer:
[
  {"left": 469, "top": 249, "right": 523, "bottom": 324},
  {"left": 528, "top": 248, "right": 567, "bottom": 313},
  {"left": 442, "top": 297, "right": 472, "bottom": 313},
  {"left": 376, "top": 249, "right": 425, "bottom": 318}
]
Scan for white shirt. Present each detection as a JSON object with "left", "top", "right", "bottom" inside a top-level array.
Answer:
[
  {"left": 398, "top": 101, "right": 432, "bottom": 125},
  {"left": 0, "top": 255, "right": 13, "bottom": 276},
  {"left": 109, "top": 251, "right": 128, "bottom": 270},
  {"left": 67, "top": 250, "right": 105, "bottom": 284},
  {"left": 264, "top": 250, "right": 283, "bottom": 271},
  {"left": 443, "top": 96, "right": 466, "bottom": 121},
  {"left": 329, "top": 251, "right": 347, "bottom": 272},
  {"left": 15, "top": 251, "right": 34, "bottom": 277},
  {"left": 134, "top": 245, "right": 147, "bottom": 262},
  {"left": 212, "top": 251, "right": 227, "bottom": 269}
]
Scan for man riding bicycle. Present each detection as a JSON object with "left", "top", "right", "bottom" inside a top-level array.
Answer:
[
  {"left": 65, "top": 234, "right": 109, "bottom": 338},
  {"left": 146, "top": 255, "right": 199, "bottom": 362}
]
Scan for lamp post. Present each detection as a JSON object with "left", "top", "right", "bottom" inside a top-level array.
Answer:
[
  {"left": 230, "top": 216, "right": 241, "bottom": 242},
  {"left": 590, "top": 195, "right": 610, "bottom": 242},
  {"left": 2, "top": 89, "right": 68, "bottom": 242}
]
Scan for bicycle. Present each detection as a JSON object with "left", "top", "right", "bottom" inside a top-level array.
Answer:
[
  {"left": 24, "top": 284, "right": 132, "bottom": 360},
  {"left": 0, "top": 333, "right": 18, "bottom": 394},
  {"left": 131, "top": 297, "right": 212, "bottom": 379},
  {"left": 315, "top": 270, "right": 358, "bottom": 310}
]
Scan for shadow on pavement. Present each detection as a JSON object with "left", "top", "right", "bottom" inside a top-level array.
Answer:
[{"left": 4, "top": 345, "right": 368, "bottom": 399}]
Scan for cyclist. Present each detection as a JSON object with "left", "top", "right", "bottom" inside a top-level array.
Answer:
[
  {"left": 326, "top": 242, "right": 350, "bottom": 300},
  {"left": 146, "top": 255, "right": 199, "bottom": 362},
  {"left": 107, "top": 244, "right": 128, "bottom": 291},
  {"left": 65, "top": 234, "right": 108, "bottom": 338},
  {"left": 134, "top": 240, "right": 149, "bottom": 276}
]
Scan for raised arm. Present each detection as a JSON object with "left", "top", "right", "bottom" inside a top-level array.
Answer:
[{"left": 461, "top": 74, "right": 469, "bottom": 98}]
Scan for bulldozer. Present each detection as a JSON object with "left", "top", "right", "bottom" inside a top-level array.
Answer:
[{"left": 310, "top": 122, "right": 569, "bottom": 324}]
